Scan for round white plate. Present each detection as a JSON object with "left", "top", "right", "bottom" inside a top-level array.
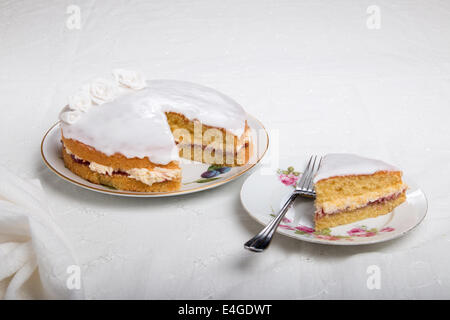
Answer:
[
  {"left": 241, "top": 159, "right": 427, "bottom": 245},
  {"left": 41, "top": 114, "right": 268, "bottom": 197}
]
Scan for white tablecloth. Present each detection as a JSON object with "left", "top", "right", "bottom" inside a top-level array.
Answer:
[{"left": 1, "top": 0, "right": 449, "bottom": 299}]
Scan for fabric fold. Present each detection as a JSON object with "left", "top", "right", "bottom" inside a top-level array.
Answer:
[{"left": 0, "top": 166, "right": 84, "bottom": 299}]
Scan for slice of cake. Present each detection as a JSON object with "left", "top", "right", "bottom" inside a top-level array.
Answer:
[
  {"left": 313, "top": 153, "right": 407, "bottom": 230},
  {"left": 58, "top": 70, "right": 252, "bottom": 192}
]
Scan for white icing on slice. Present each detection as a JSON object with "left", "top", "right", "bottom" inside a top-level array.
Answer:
[
  {"left": 313, "top": 153, "right": 400, "bottom": 183},
  {"left": 61, "top": 80, "right": 247, "bottom": 164}
]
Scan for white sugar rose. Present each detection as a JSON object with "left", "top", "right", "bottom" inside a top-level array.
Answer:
[
  {"left": 113, "top": 69, "right": 146, "bottom": 90},
  {"left": 89, "top": 78, "right": 118, "bottom": 105},
  {"left": 59, "top": 107, "right": 82, "bottom": 124},
  {"left": 68, "top": 90, "right": 92, "bottom": 112}
]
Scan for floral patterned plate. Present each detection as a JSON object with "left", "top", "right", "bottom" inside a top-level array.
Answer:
[
  {"left": 240, "top": 161, "right": 427, "bottom": 245},
  {"left": 41, "top": 114, "right": 268, "bottom": 197}
]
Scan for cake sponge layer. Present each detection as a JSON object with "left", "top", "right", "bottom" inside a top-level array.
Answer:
[
  {"left": 179, "top": 143, "right": 251, "bottom": 166},
  {"left": 314, "top": 192, "right": 406, "bottom": 231},
  {"left": 315, "top": 171, "right": 405, "bottom": 214},
  {"left": 63, "top": 148, "right": 181, "bottom": 192}
]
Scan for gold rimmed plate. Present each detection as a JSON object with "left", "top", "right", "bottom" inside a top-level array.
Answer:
[{"left": 41, "top": 114, "right": 268, "bottom": 197}]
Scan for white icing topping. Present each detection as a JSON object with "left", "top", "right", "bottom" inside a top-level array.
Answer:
[
  {"left": 143, "top": 80, "right": 246, "bottom": 136},
  {"left": 61, "top": 80, "right": 247, "bottom": 164},
  {"left": 113, "top": 69, "right": 146, "bottom": 90},
  {"left": 60, "top": 69, "right": 148, "bottom": 124},
  {"left": 314, "top": 153, "right": 400, "bottom": 183},
  {"left": 89, "top": 78, "right": 119, "bottom": 105},
  {"left": 59, "top": 106, "right": 82, "bottom": 124},
  {"left": 68, "top": 89, "right": 92, "bottom": 112}
]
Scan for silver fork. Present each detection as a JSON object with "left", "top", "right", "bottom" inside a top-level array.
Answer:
[{"left": 244, "top": 155, "right": 322, "bottom": 252}]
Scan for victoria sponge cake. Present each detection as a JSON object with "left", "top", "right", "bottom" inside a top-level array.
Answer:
[
  {"left": 59, "top": 69, "right": 252, "bottom": 192},
  {"left": 313, "top": 153, "right": 407, "bottom": 231}
]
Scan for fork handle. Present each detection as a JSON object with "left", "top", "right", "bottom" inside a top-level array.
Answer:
[{"left": 244, "top": 192, "right": 298, "bottom": 252}]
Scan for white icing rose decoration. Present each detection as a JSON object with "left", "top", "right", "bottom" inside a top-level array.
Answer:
[
  {"left": 60, "top": 69, "right": 147, "bottom": 124},
  {"left": 59, "top": 107, "right": 82, "bottom": 124},
  {"left": 89, "top": 78, "right": 118, "bottom": 105},
  {"left": 68, "top": 89, "right": 92, "bottom": 112},
  {"left": 113, "top": 69, "right": 146, "bottom": 90}
]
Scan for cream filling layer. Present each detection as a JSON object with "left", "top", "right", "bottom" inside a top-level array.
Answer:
[
  {"left": 316, "top": 186, "right": 407, "bottom": 216},
  {"left": 65, "top": 147, "right": 181, "bottom": 186}
]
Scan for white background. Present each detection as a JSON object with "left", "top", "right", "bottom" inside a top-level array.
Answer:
[{"left": 1, "top": 0, "right": 450, "bottom": 298}]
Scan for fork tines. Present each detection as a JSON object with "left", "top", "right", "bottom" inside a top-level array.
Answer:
[{"left": 295, "top": 155, "right": 322, "bottom": 196}]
